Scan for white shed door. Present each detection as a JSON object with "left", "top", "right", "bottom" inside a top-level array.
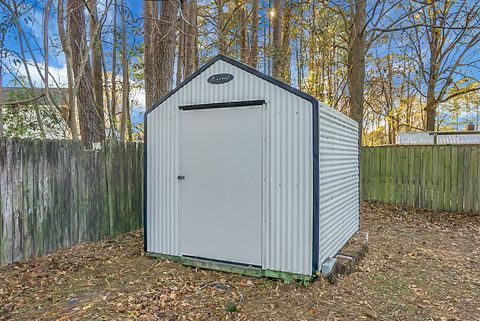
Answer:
[{"left": 180, "top": 105, "right": 263, "bottom": 266}]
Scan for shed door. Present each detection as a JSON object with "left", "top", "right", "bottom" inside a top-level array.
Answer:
[{"left": 179, "top": 105, "right": 263, "bottom": 266}]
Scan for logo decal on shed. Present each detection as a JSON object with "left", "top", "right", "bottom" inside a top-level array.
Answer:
[{"left": 207, "top": 73, "right": 234, "bottom": 84}]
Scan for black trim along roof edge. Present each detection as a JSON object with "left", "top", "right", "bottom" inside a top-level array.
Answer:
[
  {"left": 143, "top": 54, "right": 320, "bottom": 275},
  {"left": 144, "top": 54, "right": 319, "bottom": 115}
]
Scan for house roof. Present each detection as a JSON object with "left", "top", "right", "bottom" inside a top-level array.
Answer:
[
  {"left": 1, "top": 87, "right": 68, "bottom": 106},
  {"left": 397, "top": 131, "right": 480, "bottom": 145}
]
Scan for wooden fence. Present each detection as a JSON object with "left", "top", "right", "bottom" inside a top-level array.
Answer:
[
  {"left": 0, "top": 138, "right": 143, "bottom": 266},
  {"left": 361, "top": 145, "right": 480, "bottom": 213},
  {"left": 2, "top": 139, "right": 477, "bottom": 265}
]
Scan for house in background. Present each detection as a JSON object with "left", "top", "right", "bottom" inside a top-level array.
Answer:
[
  {"left": 1, "top": 87, "right": 69, "bottom": 139},
  {"left": 397, "top": 124, "right": 480, "bottom": 145}
]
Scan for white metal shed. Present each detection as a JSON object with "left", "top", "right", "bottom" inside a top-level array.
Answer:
[{"left": 144, "top": 55, "right": 359, "bottom": 280}]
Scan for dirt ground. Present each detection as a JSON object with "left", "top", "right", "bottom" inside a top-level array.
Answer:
[{"left": 1, "top": 202, "right": 479, "bottom": 321}]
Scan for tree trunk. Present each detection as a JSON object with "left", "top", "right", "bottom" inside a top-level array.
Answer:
[
  {"left": 425, "top": 86, "right": 438, "bottom": 131},
  {"left": 347, "top": 0, "right": 366, "bottom": 144},
  {"left": 67, "top": 0, "right": 105, "bottom": 147},
  {"left": 248, "top": 0, "right": 259, "bottom": 68},
  {"left": 295, "top": 1, "right": 304, "bottom": 90},
  {"left": 307, "top": 1, "right": 316, "bottom": 95},
  {"left": 154, "top": 0, "right": 179, "bottom": 100},
  {"left": 143, "top": 0, "right": 156, "bottom": 109},
  {"left": 100, "top": 41, "right": 113, "bottom": 137},
  {"left": 185, "top": 0, "right": 197, "bottom": 77},
  {"left": 239, "top": 4, "right": 249, "bottom": 63},
  {"left": 0, "top": 45, "right": 3, "bottom": 138},
  {"left": 88, "top": 0, "right": 104, "bottom": 122},
  {"left": 120, "top": 0, "right": 130, "bottom": 140},
  {"left": 271, "top": 0, "right": 283, "bottom": 79},
  {"left": 176, "top": 0, "right": 186, "bottom": 85},
  {"left": 57, "top": 0, "right": 79, "bottom": 140},
  {"left": 193, "top": 14, "right": 199, "bottom": 71},
  {"left": 425, "top": 17, "right": 440, "bottom": 132},
  {"left": 44, "top": 0, "right": 52, "bottom": 98},
  {"left": 281, "top": 0, "right": 291, "bottom": 82},
  {"left": 216, "top": 0, "right": 226, "bottom": 54},
  {"left": 111, "top": 0, "right": 118, "bottom": 133}
]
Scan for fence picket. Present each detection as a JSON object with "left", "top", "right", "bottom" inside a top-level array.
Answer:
[
  {"left": 457, "top": 147, "right": 465, "bottom": 212},
  {"left": 444, "top": 146, "right": 451, "bottom": 211}
]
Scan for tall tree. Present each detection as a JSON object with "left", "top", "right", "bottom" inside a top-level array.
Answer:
[
  {"left": 185, "top": 0, "right": 198, "bottom": 77},
  {"left": 111, "top": 0, "right": 118, "bottom": 132},
  {"left": 57, "top": 0, "right": 79, "bottom": 140},
  {"left": 248, "top": 0, "right": 259, "bottom": 68},
  {"left": 67, "top": 0, "right": 105, "bottom": 146},
  {"left": 402, "top": 0, "right": 480, "bottom": 131},
  {"left": 281, "top": 0, "right": 291, "bottom": 82},
  {"left": 43, "top": 0, "right": 53, "bottom": 99},
  {"left": 143, "top": 0, "right": 156, "bottom": 108},
  {"left": 347, "top": 0, "right": 366, "bottom": 143},
  {"left": 239, "top": 1, "right": 249, "bottom": 63},
  {"left": 176, "top": 0, "right": 187, "bottom": 84},
  {"left": 0, "top": 37, "right": 3, "bottom": 138},
  {"left": 271, "top": 0, "right": 284, "bottom": 79},
  {"left": 154, "top": 0, "right": 179, "bottom": 99},
  {"left": 87, "top": 0, "right": 104, "bottom": 116},
  {"left": 120, "top": 0, "right": 130, "bottom": 140},
  {"left": 215, "top": 0, "right": 227, "bottom": 54},
  {"left": 144, "top": 0, "right": 178, "bottom": 104}
]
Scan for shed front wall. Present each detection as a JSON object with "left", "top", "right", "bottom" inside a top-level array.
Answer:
[
  {"left": 318, "top": 103, "right": 360, "bottom": 267},
  {"left": 146, "top": 60, "right": 313, "bottom": 275}
]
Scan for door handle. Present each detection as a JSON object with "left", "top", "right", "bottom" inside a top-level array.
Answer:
[{"left": 177, "top": 175, "right": 185, "bottom": 180}]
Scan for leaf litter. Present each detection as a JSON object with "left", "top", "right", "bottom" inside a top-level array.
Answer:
[{"left": 0, "top": 202, "right": 479, "bottom": 320}]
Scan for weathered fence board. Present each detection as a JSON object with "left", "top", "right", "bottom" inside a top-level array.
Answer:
[
  {"left": 0, "top": 138, "right": 143, "bottom": 266},
  {"left": 362, "top": 145, "right": 480, "bottom": 213}
]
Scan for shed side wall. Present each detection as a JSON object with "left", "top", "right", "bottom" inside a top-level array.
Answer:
[
  {"left": 146, "top": 60, "right": 313, "bottom": 275},
  {"left": 318, "top": 103, "right": 359, "bottom": 267}
]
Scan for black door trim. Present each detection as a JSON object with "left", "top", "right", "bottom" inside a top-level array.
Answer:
[{"left": 179, "top": 100, "right": 265, "bottom": 111}]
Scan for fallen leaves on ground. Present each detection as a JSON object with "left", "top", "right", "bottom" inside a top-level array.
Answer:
[{"left": 0, "top": 202, "right": 479, "bottom": 320}]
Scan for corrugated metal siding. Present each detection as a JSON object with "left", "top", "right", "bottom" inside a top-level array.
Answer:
[
  {"left": 146, "top": 60, "right": 313, "bottom": 275},
  {"left": 146, "top": 100, "right": 179, "bottom": 256},
  {"left": 318, "top": 103, "right": 359, "bottom": 267},
  {"left": 397, "top": 132, "right": 480, "bottom": 145}
]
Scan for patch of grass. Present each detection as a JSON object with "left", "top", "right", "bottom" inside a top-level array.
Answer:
[
  {"left": 224, "top": 301, "right": 238, "bottom": 313},
  {"left": 374, "top": 275, "right": 412, "bottom": 296},
  {"left": 256, "top": 278, "right": 277, "bottom": 289}
]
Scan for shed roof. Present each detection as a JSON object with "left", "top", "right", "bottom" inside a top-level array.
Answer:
[{"left": 146, "top": 54, "right": 319, "bottom": 115}]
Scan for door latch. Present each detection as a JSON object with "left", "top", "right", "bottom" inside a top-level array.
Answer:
[{"left": 177, "top": 175, "right": 185, "bottom": 180}]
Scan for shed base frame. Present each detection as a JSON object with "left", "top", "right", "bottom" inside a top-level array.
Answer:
[{"left": 146, "top": 252, "right": 312, "bottom": 283}]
